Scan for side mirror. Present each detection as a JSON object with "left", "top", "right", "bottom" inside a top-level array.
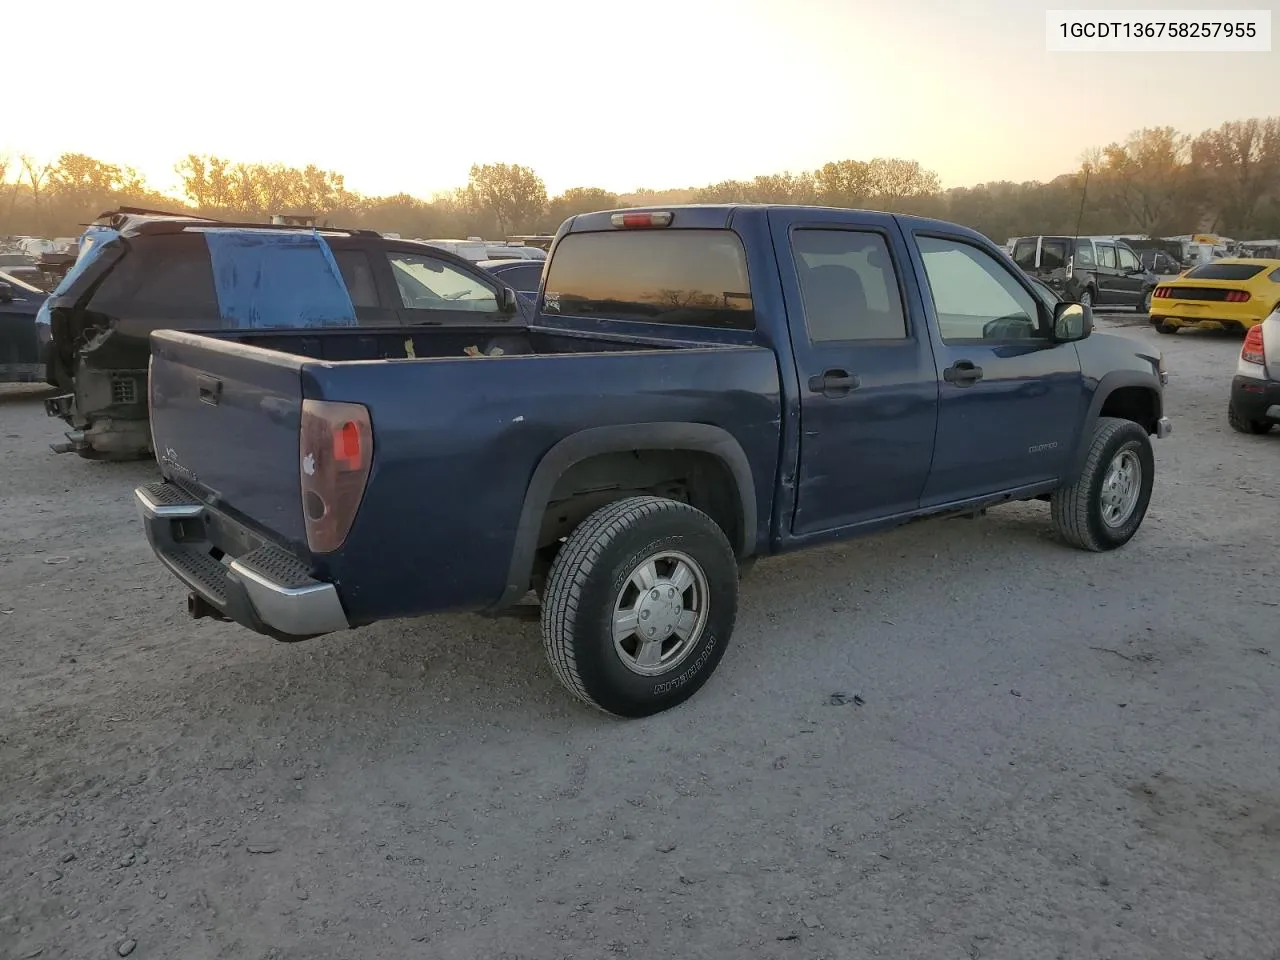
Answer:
[
  {"left": 0, "top": 281, "right": 13, "bottom": 303},
  {"left": 497, "top": 285, "right": 519, "bottom": 315},
  {"left": 1053, "top": 300, "right": 1092, "bottom": 342}
]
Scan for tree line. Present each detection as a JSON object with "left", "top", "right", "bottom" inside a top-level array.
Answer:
[{"left": 2, "top": 116, "right": 1277, "bottom": 245}]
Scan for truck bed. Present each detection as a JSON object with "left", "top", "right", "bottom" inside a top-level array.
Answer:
[
  {"left": 147, "top": 324, "right": 782, "bottom": 623},
  {"left": 210, "top": 323, "right": 687, "bottom": 362}
]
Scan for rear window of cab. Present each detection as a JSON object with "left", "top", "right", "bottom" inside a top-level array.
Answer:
[{"left": 541, "top": 229, "right": 754, "bottom": 329}]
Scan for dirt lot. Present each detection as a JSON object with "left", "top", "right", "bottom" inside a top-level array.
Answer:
[{"left": 1, "top": 317, "right": 1277, "bottom": 960}]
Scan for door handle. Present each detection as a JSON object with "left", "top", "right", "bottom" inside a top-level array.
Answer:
[
  {"left": 943, "top": 361, "right": 983, "bottom": 386},
  {"left": 197, "top": 374, "right": 222, "bottom": 405},
  {"left": 808, "top": 369, "right": 860, "bottom": 395}
]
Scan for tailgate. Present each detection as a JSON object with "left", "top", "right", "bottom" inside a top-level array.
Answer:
[{"left": 149, "top": 330, "right": 307, "bottom": 547}]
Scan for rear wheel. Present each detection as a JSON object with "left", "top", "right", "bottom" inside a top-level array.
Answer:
[
  {"left": 1154, "top": 321, "right": 1178, "bottom": 335},
  {"left": 1051, "top": 417, "right": 1154, "bottom": 552},
  {"left": 540, "top": 496, "right": 738, "bottom": 717},
  {"left": 1228, "top": 402, "right": 1274, "bottom": 435}
]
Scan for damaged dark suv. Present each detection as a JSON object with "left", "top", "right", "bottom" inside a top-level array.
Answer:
[{"left": 40, "top": 208, "right": 525, "bottom": 459}]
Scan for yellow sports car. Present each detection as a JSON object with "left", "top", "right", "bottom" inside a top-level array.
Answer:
[{"left": 1149, "top": 258, "right": 1280, "bottom": 335}]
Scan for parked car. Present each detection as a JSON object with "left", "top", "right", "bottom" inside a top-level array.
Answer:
[
  {"left": 1228, "top": 307, "right": 1280, "bottom": 434},
  {"left": 1011, "top": 236, "right": 1158, "bottom": 311},
  {"left": 1138, "top": 249, "right": 1184, "bottom": 276},
  {"left": 40, "top": 208, "right": 528, "bottom": 460},
  {"left": 0, "top": 271, "right": 51, "bottom": 383},
  {"left": 135, "top": 204, "right": 1171, "bottom": 718},
  {"left": 477, "top": 258, "right": 544, "bottom": 305},
  {"left": 0, "top": 252, "right": 44, "bottom": 288},
  {"left": 1149, "top": 259, "right": 1280, "bottom": 335}
]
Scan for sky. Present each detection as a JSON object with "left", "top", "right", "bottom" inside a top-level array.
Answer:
[{"left": 4, "top": 0, "right": 1276, "bottom": 199}]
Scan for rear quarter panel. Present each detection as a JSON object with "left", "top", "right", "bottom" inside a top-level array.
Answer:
[{"left": 304, "top": 345, "right": 782, "bottom": 622}]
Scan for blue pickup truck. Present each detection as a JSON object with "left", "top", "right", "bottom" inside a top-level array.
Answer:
[{"left": 135, "top": 205, "right": 1171, "bottom": 717}]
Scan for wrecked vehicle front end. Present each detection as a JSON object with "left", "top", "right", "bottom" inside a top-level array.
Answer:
[{"left": 40, "top": 225, "right": 150, "bottom": 459}]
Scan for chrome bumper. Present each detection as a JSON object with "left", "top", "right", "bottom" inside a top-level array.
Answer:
[
  {"left": 135, "top": 483, "right": 349, "bottom": 640},
  {"left": 1156, "top": 417, "right": 1173, "bottom": 439}
]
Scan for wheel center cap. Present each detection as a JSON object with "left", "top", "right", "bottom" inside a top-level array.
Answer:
[{"left": 637, "top": 584, "right": 683, "bottom": 641}]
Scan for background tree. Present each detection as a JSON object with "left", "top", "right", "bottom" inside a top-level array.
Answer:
[
  {"left": 466, "top": 163, "right": 547, "bottom": 235},
  {"left": 543, "top": 187, "right": 620, "bottom": 232},
  {"left": 1191, "top": 118, "right": 1280, "bottom": 235},
  {"left": 1090, "top": 127, "right": 1200, "bottom": 236},
  {"left": 4, "top": 114, "right": 1280, "bottom": 244}
]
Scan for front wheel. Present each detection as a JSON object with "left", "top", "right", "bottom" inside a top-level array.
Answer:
[
  {"left": 1051, "top": 417, "right": 1154, "bottom": 551},
  {"left": 1140, "top": 289, "right": 1153, "bottom": 313},
  {"left": 540, "top": 496, "right": 738, "bottom": 717},
  {"left": 1078, "top": 288, "right": 1094, "bottom": 309}
]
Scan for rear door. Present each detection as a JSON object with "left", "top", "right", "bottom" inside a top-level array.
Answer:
[
  {"left": 327, "top": 239, "right": 399, "bottom": 326},
  {"left": 768, "top": 207, "right": 939, "bottom": 534},
  {"left": 903, "top": 229, "right": 1084, "bottom": 504},
  {"left": 371, "top": 244, "right": 512, "bottom": 326}
]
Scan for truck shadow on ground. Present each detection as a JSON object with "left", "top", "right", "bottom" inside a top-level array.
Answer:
[{"left": 7, "top": 499, "right": 1102, "bottom": 799}]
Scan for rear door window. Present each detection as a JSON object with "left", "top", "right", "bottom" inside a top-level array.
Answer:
[
  {"left": 1096, "top": 244, "right": 1118, "bottom": 269},
  {"left": 791, "top": 229, "right": 907, "bottom": 341},
  {"left": 541, "top": 229, "right": 753, "bottom": 329},
  {"left": 333, "top": 250, "right": 381, "bottom": 308}
]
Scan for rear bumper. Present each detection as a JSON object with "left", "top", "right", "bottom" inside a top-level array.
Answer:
[
  {"left": 135, "top": 481, "right": 349, "bottom": 640},
  {"left": 1230, "top": 374, "right": 1280, "bottom": 422},
  {"left": 1150, "top": 306, "right": 1266, "bottom": 330}
]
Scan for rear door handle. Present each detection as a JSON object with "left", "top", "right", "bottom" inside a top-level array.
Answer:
[
  {"left": 943, "top": 361, "right": 983, "bottom": 386},
  {"left": 197, "top": 374, "right": 222, "bottom": 405},
  {"left": 808, "top": 369, "right": 860, "bottom": 396}
]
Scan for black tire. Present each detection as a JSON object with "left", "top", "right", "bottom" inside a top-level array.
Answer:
[
  {"left": 1140, "top": 288, "right": 1153, "bottom": 314},
  {"left": 1154, "top": 321, "right": 1178, "bottom": 335},
  {"left": 540, "top": 495, "right": 738, "bottom": 718},
  {"left": 1227, "top": 402, "right": 1274, "bottom": 435},
  {"left": 1051, "top": 417, "right": 1154, "bottom": 552},
  {"left": 1078, "top": 288, "right": 1095, "bottom": 309}
]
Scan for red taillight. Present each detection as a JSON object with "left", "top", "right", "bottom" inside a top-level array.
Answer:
[
  {"left": 1241, "top": 325, "right": 1265, "bottom": 365},
  {"left": 333, "top": 420, "right": 362, "bottom": 469},
  {"left": 1224, "top": 290, "right": 1251, "bottom": 303},
  {"left": 300, "top": 399, "right": 373, "bottom": 553},
  {"left": 1154, "top": 287, "right": 1166, "bottom": 298},
  {"left": 610, "top": 211, "right": 673, "bottom": 229}
]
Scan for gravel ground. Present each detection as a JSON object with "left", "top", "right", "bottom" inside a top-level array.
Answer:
[{"left": 1, "top": 317, "right": 1277, "bottom": 960}]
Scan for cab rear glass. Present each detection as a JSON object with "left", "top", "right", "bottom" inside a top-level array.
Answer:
[
  {"left": 542, "top": 229, "right": 754, "bottom": 329},
  {"left": 1184, "top": 263, "right": 1267, "bottom": 281}
]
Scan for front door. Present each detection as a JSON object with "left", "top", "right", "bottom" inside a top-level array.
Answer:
[
  {"left": 903, "top": 231, "right": 1085, "bottom": 506},
  {"left": 768, "top": 208, "right": 940, "bottom": 535}
]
